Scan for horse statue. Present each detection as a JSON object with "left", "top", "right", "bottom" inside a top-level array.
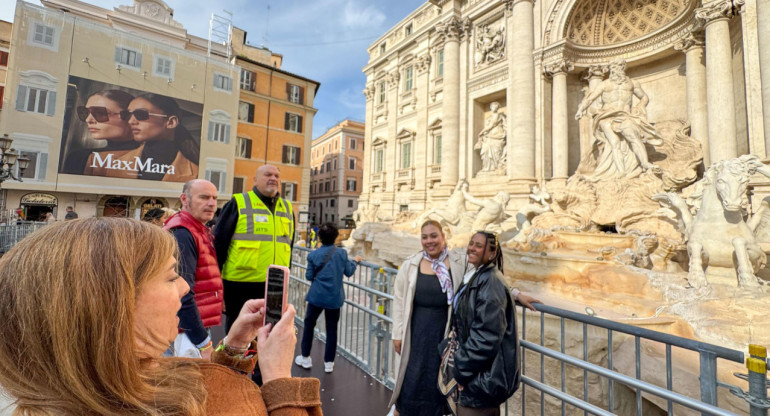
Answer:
[{"left": 653, "top": 155, "right": 770, "bottom": 288}]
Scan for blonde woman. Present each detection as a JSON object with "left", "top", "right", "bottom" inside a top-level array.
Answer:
[{"left": 0, "top": 218, "right": 322, "bottom": 415}]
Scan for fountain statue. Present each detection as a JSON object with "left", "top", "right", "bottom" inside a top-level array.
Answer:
[{"left": 474, "top": 102, "right": 507, "bottom": 174}]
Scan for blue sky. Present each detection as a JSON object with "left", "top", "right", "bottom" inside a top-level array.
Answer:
[{"left": 0, "top": 0, "right": 425, "bottom": 138}]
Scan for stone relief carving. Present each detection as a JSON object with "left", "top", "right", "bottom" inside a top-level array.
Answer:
[
  {"left": 575, "top": 58, "right": 663, "bottom": 182},
  {"left": 415, "top": 54, "right": 432, "bottom": 73},
  {"left": 544, "top": 59, "right": 574, "bottom": 77},
  {"left": 436, "top": 16, "right": 469, "bottom": 42},
  {"left": 412, "top": 179, "right": 468, "bottom": 229},
  {"left": 363, "top": 85, "right": 375, "bottom": 101},
  {"left": 673, "top": 27, "right": 705, "bottom": 52},
  {"left": 387, "top": 70, "right": 400, "bottom": 89},
  {"left": 508, "top": 185, "right": 552, "bottom": 244},
  {"left": 694, "top": 0, "right": 744, "bottom": 23},
  {"left": 654, "top": 155, "right": 770, "bottom": 288},
  {"left": 474, "top": 23, "right": 506, "bottom": 67},
  {"left": 462, "top": 185, "right": 511, "bottom": 232},
  {"left": 474, "top": 101, "right": 507, "bottom": 175}
]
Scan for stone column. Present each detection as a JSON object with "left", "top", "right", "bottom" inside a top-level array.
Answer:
[
  {"left": 696, "top": 0, "right": 742, "bottom": 162},
  {"left": 756, "top": 0, "right": 770, "bottom": 155},
  {"left": 386, "top": 69, "right": 400, "bottom": 201},
  {"left": 437, "top": 17, "right": 465, "bottom": 187},
  {"left": 360, "top": 83, "right": 375, "bottom": 207},
  {"left": 505, "top": 0, "right": 536, "bottom": 181},
  {"left": 674, "top": 30, "right": 709, "bottom": 166},
  {"left": 415, "top": 53, "right": 431, "bottom": 200},
  {"left": 544, "top": 60, "right": 573, "bottom": 180}
]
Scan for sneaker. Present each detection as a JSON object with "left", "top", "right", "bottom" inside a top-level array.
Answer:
[
  {"left": 294, "top": 355, "right": 312, "bottom": 369},
  {"left": 324, "top": 362, "right": 334, "bottom": 373}
]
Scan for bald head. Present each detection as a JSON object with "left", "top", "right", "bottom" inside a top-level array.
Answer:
[
  {"left": 181, "top": 179, "right": 218, "bottom": 224},
  {"left": 254, "top": 164, "right": 281, "bottom": 197}
]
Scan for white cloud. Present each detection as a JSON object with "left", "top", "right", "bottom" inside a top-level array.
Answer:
[{"left": 341, "top": 1, "right": 385, "bottom": 29}]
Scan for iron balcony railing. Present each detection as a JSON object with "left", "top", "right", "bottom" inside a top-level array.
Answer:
[{"left": 290, "top": 247, "right": 769, "bottom": 415}]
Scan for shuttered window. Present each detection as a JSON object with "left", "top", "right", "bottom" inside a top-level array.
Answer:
[
  {"left": 15, "top": 85, "right": 56, "bottom": 116},
  {"left": 286, "top": 83, "right": 304, "bottom": 104},
  {"left": 114, "top": 46, "right": 142, "bottom": 68},
  {"left": 240, "top": 70, "right": 256, "bottom": 91},
  {"left": 282, "top": 145, "right": 301, "bottom": 165},
  {"left": 284, "top": 113, "right": 303, "bottom": 133}
]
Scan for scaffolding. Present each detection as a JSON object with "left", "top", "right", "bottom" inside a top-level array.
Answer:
[{"left": 207, "top": 10, "right": 232, "bottom": 60}]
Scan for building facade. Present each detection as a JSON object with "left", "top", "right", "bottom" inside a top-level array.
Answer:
[
  {"left": 309, "top": 119, "right": 364, "bottom": 226},
  {"left": 232, "top": 30, "right": 319, "bottom": 226},
  {"left": 360, "top": 0, "right": 770, "bottom": 217},
  {"left": 0, "top": 21, "right": 10, "bottom": 119},
  {"left": 0, "top": 0, "right": 238, "bottom": 220}
]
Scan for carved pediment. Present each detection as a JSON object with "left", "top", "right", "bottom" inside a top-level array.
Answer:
[
  {"left": 118, "top": 0, "right": 183, "bottom": 28},
  {"left": 396, "top": 128, "right": 416, "bottom": 140}
]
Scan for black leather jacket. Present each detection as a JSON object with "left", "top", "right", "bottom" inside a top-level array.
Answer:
[{"left": 452, "top": 264, "right": 520, "bottom": 408}]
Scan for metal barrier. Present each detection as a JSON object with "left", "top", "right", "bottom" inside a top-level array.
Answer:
[
  {"left": 290, "top": 247, "right": 769, "bottom": 415},
  {"left": 0, "top": 223, "right": 46, "bottom": 254}
]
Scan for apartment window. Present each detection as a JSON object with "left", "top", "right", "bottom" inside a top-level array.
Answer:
[
  {"left": 346, "top": 178, "right": 357, "bottom": 191},
  {"left": 287, "top": 84, "right": 304, "bottom": 104},
  {"left": 236, "top": 137, "right": 252, "bottom": 158},
  {"left": 331, "top": 158, "right": 336, "bottom": 170},
  {"left": 334, "top": 140, "right": 338, "bottom": 150},
  {"left": 240, "top": 69, "right": 256, "bottom": 91},
  {"left": 213, "top": 73, "right": 233, "bottom": 92},
  {"left": 281, "top": 182, "right": 298, "bottom": 201},
  {"left": 325, "top": 181, "right": 330, "bottom": 192},
  {"left": 282, "top": 145, "right": 301, "bottom": 165},
  {"left": 15, "top": 85, "right": 55, "bottom": 116},
  {"left": 378, "top": 81, "right": 386, "bottom": 104},
  {"left": 350, "top": 138, "right": 356, "bottom": 150},
  {"left": 326, "top": 161, "right": 331, "bottom": 172},
  {"left": 114, "top": 46, "right": 142, "bottom": 68},
  {"left": 405, "top": 24, "right": 413, "bottom": 36},
  {"left": 314, "top": 167, "right": 318, "bottom": 175},
  {"left": 433, "top": 134, "right": 442, "bottom": 164},
  {"left": 232, "top": 176, "right": 245, "bottom": 193},
  {"left": 320, "top": 164, "right": 324, "bottom": 173},
  {"left": 0, "top": 51, "right": 9, "bottom": 66},
  {"left": 330, "top": 199, "right": 335, "bottom": 207},
  {"left": 380, "top": 43, "right": 386, "bottom": 54},
  {"left": 153, "top": 56, "right": 174, "bottom": 78},
  {"left": 207, "top": 111, "right": 232, "bottom": 143},
  {"left": 348, "top": 157, "right": 356, "bottom": 170},
  {"left": 285, "top": 113, "right": 303, "bottom": 133},
  {"left": 400, "top": 205, "right": 409, "bottom": 212},
  {"left": 19, "top": 151, "right": 47, "bottom": 181},
  {"left": 404, "top": 66, "right": 413, "bottom": 92},
  {"left": 238, "top": 101, "right": 254, "bottom": 123},
  {"left": 348, "top": 200, "right": 354, "bottom": 208},
  {"left": 32, "top": 23, "right": 55, "bottom": 47},
  {"left": 437, "top": 49, "right": 444, "bottom": 77},
  {"left": 0, "top": 86, "right": 4, "bottom": 109},
  {"left": 401, "top": 142, "right": 412, "bottom": 169},
  {"left": 374, "top": 149, "right": 384, "bottom": 173},
  {"left": 205, "top": 169, "right": 227, "bottom": 191}
]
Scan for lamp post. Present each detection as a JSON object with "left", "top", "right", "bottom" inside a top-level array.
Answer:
[{"left": 0, "top": 133, "right": 31, "bottom": 219}]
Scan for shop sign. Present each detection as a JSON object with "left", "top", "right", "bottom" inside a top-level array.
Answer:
[{"left": 20, "top": 193, "right": 58, "bottom": 206}]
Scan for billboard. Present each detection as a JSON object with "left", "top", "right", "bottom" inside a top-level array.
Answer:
[{"left": 58, "top": 76, "right": 202, "bottom": 182}]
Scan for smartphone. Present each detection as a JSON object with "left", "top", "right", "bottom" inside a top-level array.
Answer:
[{"left": 263, "top": 265, "right": 289, "bottom": 327}]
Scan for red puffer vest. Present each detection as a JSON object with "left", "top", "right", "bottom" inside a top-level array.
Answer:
[{"left": 164, "top": 211, "right": 223, "bottom": 328}]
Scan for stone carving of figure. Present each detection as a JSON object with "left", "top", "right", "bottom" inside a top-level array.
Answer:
[
  {"left": 575, "top": 59, "right": 663, "bottom": 181},
  {"left": 412, "top": 179, "right": 468, "bottom": 228},
  {"left": 474, "top": 24, "right": 505, "bottom": 67},
  {"left": 475, "top": 101, "right": 507, "bottom": 174},
  {"left": 462, "top": 184, "right": 510, "bottom": 231}
]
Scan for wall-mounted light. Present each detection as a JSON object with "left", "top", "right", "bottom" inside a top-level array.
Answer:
[
  {"left": 81, "top": 57, "right": 90, "bottom": 65},
  {"left": 115, "top": 64, "right": 122, "bottom": 72},
  {"left": 190, "top": 83, "right": 196, "bottom": 90},
  {"left": 167, "top": 78, "right": 173, "bottom": 85},
  {"left": 142, "top": 71, "right": 148, "bottom": 78}
]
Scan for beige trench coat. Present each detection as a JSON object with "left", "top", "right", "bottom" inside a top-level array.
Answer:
[{"left": 388, "top": 249, "right": 467, "bottom": 408}]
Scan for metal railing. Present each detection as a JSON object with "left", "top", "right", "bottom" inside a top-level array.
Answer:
[
  {"left": 290, "top": 247, "right": 770, "bottom": 415},
  {"left": 0, "top": 222, "right": 46, "bottom": 254}
]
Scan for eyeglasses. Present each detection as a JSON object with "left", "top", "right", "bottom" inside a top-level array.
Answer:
[
  {"left": 119, "top": 109, "right": 170, "bottom": 121},
  {"left": 76, "top": 106, "right": 121, "bottom": 122}
]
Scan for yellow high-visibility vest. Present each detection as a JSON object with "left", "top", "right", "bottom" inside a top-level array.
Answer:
[{"left": 221, "top": 191, "right": 294, "bottom": 282}]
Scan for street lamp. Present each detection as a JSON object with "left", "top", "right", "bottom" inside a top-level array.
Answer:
[{"left": 0, "top": 134, "right": 31, "bottom": 182}]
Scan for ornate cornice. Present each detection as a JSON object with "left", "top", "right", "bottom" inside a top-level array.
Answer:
[
  {"left": 582, "top": 65, "right": 607, "bottom": 81},
  {"left": 436, "top": 16, "right": 469, "bottom": 42},
  {"left": 415, "top": 53, "right": 432, "bottom": 74},
  {"left": 543, "top": 59, "right": 574, "bottom": 77},
  {"left": 502, "top": 0, "right": 535, "bottom": 12},
  {"left": 673, "top": 28, "right": 705, "bottom": 53},
  {"left": 695, "top": 0, "right": 743, "bottom": 26},
  {"left": 387, "top": 70, "right": 400, "bottom": 89}
]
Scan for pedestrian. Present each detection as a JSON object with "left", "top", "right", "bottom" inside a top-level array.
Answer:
[
  {"left": 214, "top": 164, "right": 295, "bottom": 384},
  {"left": 0, "top": 218, "right": 321, "bottom": 416},
  {"left": 142, "top": 207, "right": 169, "bottom": 226},
  {"left": 294, "top": 223, "right": 363, "bottom": 373},
  {"left": 164, "top": 179, "right": 223, "bottom": 359},
  {"left": 44, "top": 212, "right": 56, "bottom": 224},
  {"left": 309, "top": 225, "right": 318, "bottom": 248},
  {"left": 64, "top": 206, "right": 78, "bottom": 220}
]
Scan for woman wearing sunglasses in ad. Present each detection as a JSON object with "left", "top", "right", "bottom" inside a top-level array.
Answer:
[
  {"left": 125, "top": 93, "right": 199, "bottom": 182},
  {"left": 80, "top": 90, "right": 143, "bottom": 178}
]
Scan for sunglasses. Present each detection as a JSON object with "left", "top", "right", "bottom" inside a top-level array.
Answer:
[
  {"left": 119, "top": 109, "right": 171, "bottom": 121},
  {"left": 76, "top": 106, "right": 121, "bottom": 123}
]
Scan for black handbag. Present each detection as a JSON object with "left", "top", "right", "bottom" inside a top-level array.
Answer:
[{"left": 437, "top": 316, "right": 459, "bottom": 415}]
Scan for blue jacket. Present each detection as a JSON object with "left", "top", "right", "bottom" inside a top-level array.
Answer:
[{"left": 305, "top": 244, "right": 357, "bottom": 309}]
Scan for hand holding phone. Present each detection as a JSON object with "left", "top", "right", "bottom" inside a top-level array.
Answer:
[{"left": 263, "top": 265, "right": 289, "bottom": 328}]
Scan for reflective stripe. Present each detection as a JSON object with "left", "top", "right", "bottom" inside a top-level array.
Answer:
[
  {"left": 275, "top": 209, "right": 292, "bottom": 219},
  {"left": 242, "top": 192, "right": 254, "bottom": 235},
  {"left": 239, "top": 207, "right": 271, "bottom": 216},
  {"left": 276, "top": 236, "right": 292, "bottom": 245},
  {"left": 232, "top": 234, "right": 275, "bottom": 242}
]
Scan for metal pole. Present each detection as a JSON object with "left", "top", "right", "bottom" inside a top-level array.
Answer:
[
  {"left": 699, "top": 350, "right": 719, "bottom": 415},
  {"left": 748, "top": 344, "right": 768, "bottom": 416}
]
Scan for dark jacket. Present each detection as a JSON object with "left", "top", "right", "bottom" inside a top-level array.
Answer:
[
  {"left": 305, "top": 245, "right": 357, "bottom": 309},
  {"left": 452, "top": 264, "right": 520, "bottom": 408}
]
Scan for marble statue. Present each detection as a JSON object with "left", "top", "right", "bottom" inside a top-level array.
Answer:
[
  {"left": 510, "top": 185, "right": 552, "bottom": 244},
  {"left": 575, "top": 58, "right": 663, "bottom": 181},
  {"left": 412, "top": 179, "right": 468, "bottom": 228},
  {"left": 462, "top": 185, "right": 510, "bottom": 231},
  {"left": 474, "top": 23, "right": 505, "bottom": 67},
  {"left": 355, "top": 200, "right": 381, "bottom": 224},
  {"left": 475, "top": 102, "right": 507, "bottom": 173},
  {"left": 653, "top": 155, "right": 770, "bottom": 288}
]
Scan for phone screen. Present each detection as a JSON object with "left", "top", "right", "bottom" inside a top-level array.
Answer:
[{"left": 264, "top": 267, "right": 285, "bottom": 326}]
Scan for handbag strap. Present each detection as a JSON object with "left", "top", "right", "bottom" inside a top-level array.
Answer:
[{"left": 314, "top": 246, "right": 336, "bottom": 275}]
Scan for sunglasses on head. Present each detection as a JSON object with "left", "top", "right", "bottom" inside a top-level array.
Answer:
[
  {"left": 119, "top": 109, "right": 170, "bottom": 121},
  {"left": 76, "top": 106, "right": 121, "bottom": 123}
]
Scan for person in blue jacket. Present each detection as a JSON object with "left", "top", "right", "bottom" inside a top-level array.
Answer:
[{"left": 295, "top": 222, "right": 363, "bottom": 373}]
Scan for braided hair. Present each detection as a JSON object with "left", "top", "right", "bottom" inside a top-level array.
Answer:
[{"left": 473, "top": 231, "right": 504, "bottom": 273}]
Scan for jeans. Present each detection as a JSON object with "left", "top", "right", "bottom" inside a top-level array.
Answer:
[{"left": 301, "top": 303, "right": 341, "bottom": 363}]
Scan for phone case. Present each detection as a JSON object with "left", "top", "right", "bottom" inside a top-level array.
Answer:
[{"left": 263, "top": 264, "right": 289, "bottom": 327}]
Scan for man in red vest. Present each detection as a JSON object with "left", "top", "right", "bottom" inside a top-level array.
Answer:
[{"left": 164, "top": 179, "right": 223, "bottom": 358}]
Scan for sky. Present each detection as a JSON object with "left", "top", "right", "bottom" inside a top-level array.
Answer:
[{"left": 0, "top": 0, "right": 426, "bottom": 138}]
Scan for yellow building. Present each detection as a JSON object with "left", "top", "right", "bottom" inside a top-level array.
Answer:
[
  {"left": 0, "top": 20, "right": 11, "bottom": 121},
  {"left": 0, "top": 0, "right": 239, "bottom": 220},
  {"left": 231, "top": 30, "right": 319, "bottom": 227}
]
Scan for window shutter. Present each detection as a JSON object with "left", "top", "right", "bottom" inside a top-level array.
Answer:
[
  {"left": 245, "top": 139, "right": 252, "bottom": 158},
  {"left": 282, "top": 146, "right": 288, "bottom": 163},
  {"left": 38, "top": 153, "right": 48, "bottom": 180},
  {"left": 248, "top": 104, "right": 254, "bottom": 123},
  {"left": 284, "top": 113, "right": 290, "bottom": 130},
  {"left": 46, "top": 91, "right": 56, "bottom": 116},
  {"left": 250, "top": 72, "right": 256, "bottom": 91},
  {"left": 219, "top": 171, "right": 227, "bottom": 191},
  {"left": 204, "top": 169, "right": 211, "bottom": 181},
  {"left": 296, "top": 148, "right": 302, "bottom": 165},
  {"left": 286, "top": 83, "right": 291, "bottom": 100},
  {"left": 135, "top": 52, "right": 143, "bottom": 68},
  {"left": 114, "top": 47, "right": 121, "bottom": 63},
  {"left": 207, "top": 121, "right": 214, "bottom": 142},
  {"left": 299, "top": 87, "right": 305, "bottom": 105},
  {"left": 224, "top": 124, "right": 231, "bottom": 144},
  {"left": 297, "top": 115, "right": 303, "bottom": 133},
  {"left": 15, "top": 85, "right": 27, "bottom": 111}
]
